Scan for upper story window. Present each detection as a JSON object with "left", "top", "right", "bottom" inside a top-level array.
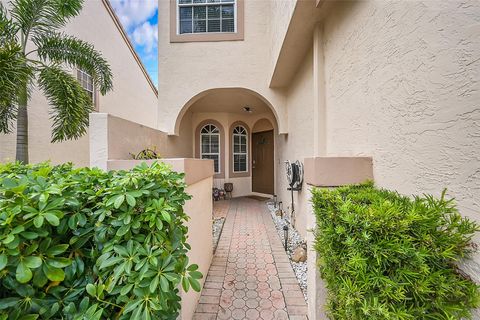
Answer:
[
  {"left": 232, "top": 125, "right": 247, "bottom": 173},
  {"left": 178, "top": 0, "right": 236, "bottom": 34},
  {"left": 201, "top": 124, "right": 221, "bottom": 173}
]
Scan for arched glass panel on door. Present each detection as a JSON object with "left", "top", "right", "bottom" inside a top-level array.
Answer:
[{"left": 200, "top": 124, "right": 220, "bottom": 173}]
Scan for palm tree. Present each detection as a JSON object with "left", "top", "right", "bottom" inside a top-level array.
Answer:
[{"left": 0, "top": 0, "right": 113, "bottom": 163}]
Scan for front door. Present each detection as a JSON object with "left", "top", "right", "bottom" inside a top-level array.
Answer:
[{"left": 252, "top": 130, "right": 274, "bottom": 195}]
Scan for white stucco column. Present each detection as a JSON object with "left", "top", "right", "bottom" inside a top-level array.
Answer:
[{"left": 89, "top": 113, "right": 109, "bottom": 170}]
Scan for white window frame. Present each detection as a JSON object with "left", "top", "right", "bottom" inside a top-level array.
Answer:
[
  {"left": 200, "top": 124, "right": 221, "bottom": 174},
  {"left": 232, "top": 125, "right": 248, "bottom": 173},
  {"left": 177, "top": 0, "right": 237, "bottom": 35},
  {"left": 76, "top": 68, "right": 95, "bottom": 105}
]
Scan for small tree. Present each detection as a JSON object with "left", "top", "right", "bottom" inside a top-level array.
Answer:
[{"left": 0, "top": 0, "right": 113, "bottom": 163}]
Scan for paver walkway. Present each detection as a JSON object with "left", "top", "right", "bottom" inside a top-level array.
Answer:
[
  {"left": 194, "top": 198, "right": 308, "bottom": 320},
  {"left": 213, "top": 200, "right": 230, "bottom": 219}
]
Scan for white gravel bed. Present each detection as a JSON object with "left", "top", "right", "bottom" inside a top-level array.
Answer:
[
  {"left": 267, "top": 203, "right": 308, "bottom": 301},
  {"left": 213, "top": 217, "right": 225, "bottom": 252}
]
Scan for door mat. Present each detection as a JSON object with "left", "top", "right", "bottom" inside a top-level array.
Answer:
[{"left": 246, "top": 195, "right": 271, "bottom": 202}]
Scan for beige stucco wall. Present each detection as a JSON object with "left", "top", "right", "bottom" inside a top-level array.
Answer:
[
  {"left": 0, "top": 0, "right": 157, "bottom": 167},
  {"left": 157, "top": 0, "right": 288, "bottom": 135},
  {"left": 269, "top": 3, "right": 480, "bottom": 317},
  {"left": 276, "top": 48, "right": 315, "bottom": 241},
  {"left": 181, "top": 176, "right": 214, "bottom": 320},
  {"left": 269, "top": 0, "right": 297, "bottom": 77},
  {"left": 107, "top": 115, "right": 168, "bottom": 160},
  {"left": 89, "top": 113, "right": 195, "bottom": 170}
]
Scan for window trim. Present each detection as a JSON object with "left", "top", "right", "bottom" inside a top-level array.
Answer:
[
  {"left": 232, "top": 125, "right": 248, "bottom": 173},
  {"left": 229, "top": 121, "right": 250, "bottom": 178},
  {"left": 195, "top": 120, "right": 225, "bottom": 179},
  {"left": 200, "top": 124, "right": 221, "bottom": 174},
  {"left": 170, "top": 0, "right": 244, "bottom": 43}
]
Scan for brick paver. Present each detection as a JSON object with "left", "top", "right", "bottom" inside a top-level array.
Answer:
[
  {"left": 213, "top": 200, "right": 230, "bottom": 219},
  {"left": 194, "top": 198, "right": 308, "bottom": 319}
]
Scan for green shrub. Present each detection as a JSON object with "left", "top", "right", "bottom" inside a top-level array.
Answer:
[
  {"left": 313, "top": 182, "right": 480, "bottom": 320},
  {"left": 0, "top": 161, "right": 202, "bottom": 319}
]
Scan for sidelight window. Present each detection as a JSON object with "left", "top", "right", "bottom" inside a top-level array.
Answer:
[
  {"left": 232, "top": 125, "right": 247, "bottom": 173},
  {"left": 200, "top": 124, "right": 221, "bottom": 173}
]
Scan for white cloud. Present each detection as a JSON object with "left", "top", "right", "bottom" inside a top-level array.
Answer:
[
  {"left": 132, "top": 21, "right": 158, "bottom": 53},
  {"left": 109, "top": 0, "right": 158, "bottom": 30}
]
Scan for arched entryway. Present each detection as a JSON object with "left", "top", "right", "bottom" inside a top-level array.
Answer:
[{"left": 175, "top": 88, "right": 279, "bottom": 197}]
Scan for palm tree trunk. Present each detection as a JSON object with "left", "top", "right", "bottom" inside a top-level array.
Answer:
[{"left": 16, "top": 85, "right": 28, "bottom": 164}]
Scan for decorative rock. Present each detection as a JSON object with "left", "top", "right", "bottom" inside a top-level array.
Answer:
[
  {"left": 267, "top": 202, "right": 308, "bottom": 301},
  {"left": 292, "top": 246, "right": 307, "bottom": 263},
  {"left": 213, "top": 217, "right": 225, "bottom": 252}
]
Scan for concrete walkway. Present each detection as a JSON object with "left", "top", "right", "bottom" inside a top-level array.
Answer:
[{"left": 194, "top": 198, "right": 308, "bottom": 320}]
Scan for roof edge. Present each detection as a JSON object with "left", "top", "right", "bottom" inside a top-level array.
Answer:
[{"left": 101, "top": 0, "right": 158, "bottom": 97}]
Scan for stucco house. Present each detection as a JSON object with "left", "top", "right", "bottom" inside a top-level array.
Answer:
[{"left": 1, "top": 0, "right": 479, "bottom": 318}]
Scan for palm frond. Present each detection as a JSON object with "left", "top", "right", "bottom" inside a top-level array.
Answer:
[
  {"left": 0, "top": 3, "right": 18, "bottom": 45},
  {"left": 10, "top": 0, "right": 83, "bottom": 40},
  {"left": 0, "top": 104, "right": 18, "bottom": 134},
  {"left": 0, "top": 42, "right": 32, "bottom": 133},
  {"left": 34, "top": 32, "right": 113, "bottom": 94},
  {"left": 53, "top": 0, "right": 83, "bottom": 21},
  {"left": 38, "top": 66, "right": 93, "bottom": 142}
]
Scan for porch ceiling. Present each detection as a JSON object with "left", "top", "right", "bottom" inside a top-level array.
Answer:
[{"left": 188, "top": 88, "right": 271, "bottom": 115}]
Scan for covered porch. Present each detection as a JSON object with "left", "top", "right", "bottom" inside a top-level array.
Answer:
[{"left": 173, "top": 87, "right": 281, "bottom": 198}]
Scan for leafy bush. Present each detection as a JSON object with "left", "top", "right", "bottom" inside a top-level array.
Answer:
[
  {"left": 313, "top": 182, "right": 480, "bottom": 320},
  {"left": 130, "top": 148, "right": 161, "bottom": 160},
  {"left": 0, "top": 162, "right": 202, "bottom": 319}
]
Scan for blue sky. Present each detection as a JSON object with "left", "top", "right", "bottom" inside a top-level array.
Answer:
[{"left": 110, "top": 0, "right": 159, "bottom": 87}]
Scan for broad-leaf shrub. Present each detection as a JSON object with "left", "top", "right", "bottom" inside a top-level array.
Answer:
[
  {"left": 313, "top": 182, "right": 480, "bottom": 320},
  {"left": 0, "top": 162, "right": 202, "bottom": 319}
]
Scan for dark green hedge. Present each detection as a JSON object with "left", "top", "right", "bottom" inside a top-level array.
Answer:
[
  {"left": 0, "top": 162, "right": 201, "bottom": 320},
  {"left": 313, "top": 182, "right": 480, "bottom": 320}
]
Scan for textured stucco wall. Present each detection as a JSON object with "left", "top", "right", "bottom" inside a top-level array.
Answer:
[
  {"left": 269, "top": 0, "right": 297, "bottom": 76},
  {"left": 323, "top": 0, "right": 480, "bottom": 226},
  {"left": 0, "top": 0, "right": 158, "bottom": 166},
  {"left": 181, "top": 176, "right": 214, "bottom": 320},
  {"left": 168, "top": 111, "right": 194, "bottom": 158},
  {"left": 89, "top": 113, "right": 195, "bottom": 170},
  {"left": 106, "top": 115, "right": 168, "bottom": 160},
  {"left": 276, "top": 48, "right": 315, "bottom": 240},
  {"left": 323, "top": 0, "right": 480, "bottom": 279}
]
